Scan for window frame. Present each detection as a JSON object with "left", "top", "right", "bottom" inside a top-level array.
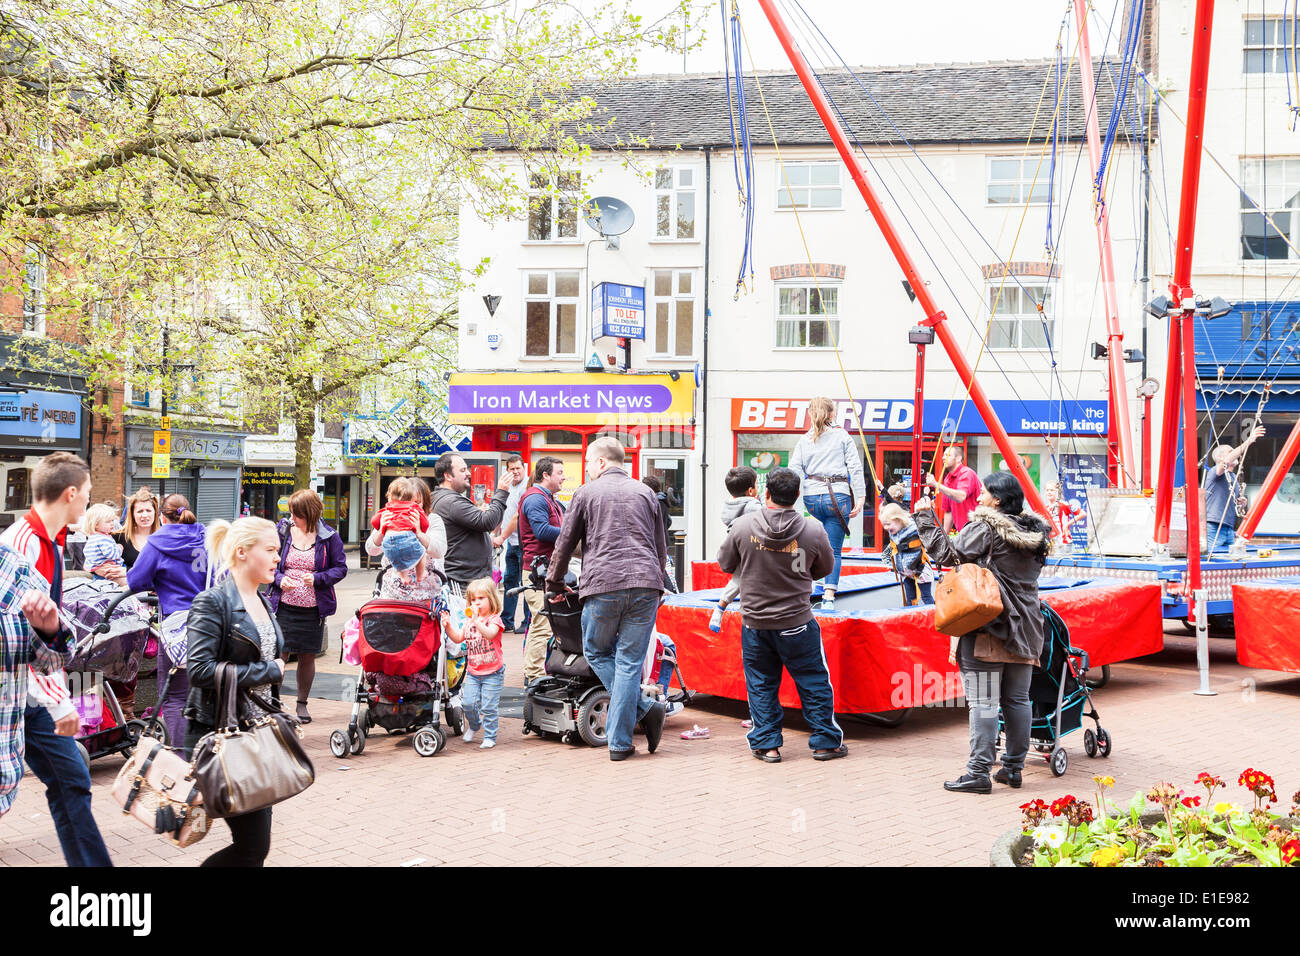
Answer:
[
  {"left": 525, "top": 170, "right": 582, "bottom": 243},
  {"left": 775, "top": 161, "right": 843, "bottom": 211},
  {"left": 986, "top": 156, "right": 1053, "bottom": 207},
  {"left": 1239, "top": 156, "right": 1300, "bottom": 261},
  {"left": 648, "top": 268, "right": 698, "bottom": 359},
  {"left": 21, "top": 245, "right": 47, "bottom": 336},
  {"left": 521, "top": 270, "right": 582, "bottom": 360},
  {"left": 773, "top": 279, "right": 842, "bottom": 350},
  {"left": 986, "top": 276, "right": 1056, "bottom": 352},
  {"left": 1243, "top": 16, "right": 1295, "bottom": 74},
  {"left": 652, "top": 166, "right": 698, "bottom": 241}
]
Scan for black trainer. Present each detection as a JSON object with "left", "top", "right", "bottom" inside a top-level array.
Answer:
[{"left": 994, "top": 767, "right": 1023, "bottom": 788}]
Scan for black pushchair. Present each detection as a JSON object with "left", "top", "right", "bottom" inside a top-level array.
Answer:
[
  {"left": 59, "top": 579, "right": 159, "bottom": 765},
  {"left": 1002, "top": 603, "right": 1112, "bottom": 777}
]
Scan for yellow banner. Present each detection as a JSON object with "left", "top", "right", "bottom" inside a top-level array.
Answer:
[
  {"left": 151, "top": 453, "right": 171, "bottom": 478},
  {"left": 448, "top": 372, "right": 693, "bottom": 426}
]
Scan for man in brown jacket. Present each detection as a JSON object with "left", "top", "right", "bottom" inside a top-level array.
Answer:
[
  {"left": 548, "top": 437, "right": 668, "bottom": 761},
  {"left": 717, "top": 467, "right": 846, "bottom": 763}
]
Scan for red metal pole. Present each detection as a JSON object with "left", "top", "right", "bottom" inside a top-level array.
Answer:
[
  {"left": 755, "top": 0, "right": 1049, "bottom": 520},
  {"left": 1141, "top": 392, "right": 1152, "bottom": 492},
  {"left": 912, "top": 343, "right": 926, "bottom": 505},
  {"left": 1153, "top": 320, "right": 1182, "bottom": 541},
  {"left": 1074, "top": 0, "right": 1137, "bottom": 486},
  {"left": 1238, "top": 415, "right": 1300, "bottom": 541}
]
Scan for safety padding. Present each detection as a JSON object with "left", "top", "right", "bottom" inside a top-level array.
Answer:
[
  {"left": 1233, "top": 576, "right": 1300, "bottom": 674},
  {"left": 690, "top": 559, "right": 888, "bottom": 592},
  {"left": 658, "top": 578, "right": 1164, "bottom": 714}
]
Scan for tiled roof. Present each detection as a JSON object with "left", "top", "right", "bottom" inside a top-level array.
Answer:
[{"left": 484, "top": 59, "right": 1137, "bottom": 151}]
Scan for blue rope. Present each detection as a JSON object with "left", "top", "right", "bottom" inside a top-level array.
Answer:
[
  {"left": 1046, "top": 41, "right": 1062, "bottom": 253},
  {"left": 1095, "top": 0, "right": 1144, "bottom": 208},
  {"left": 721, "top": 2, "right": 756, "bottom": 297}
]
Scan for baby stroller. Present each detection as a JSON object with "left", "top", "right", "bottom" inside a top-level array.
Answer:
[
  {"left": 60, "top": 579, "right": 159, "bottom": 765},
  {"left": 330, "top": 567, "right": 467, "bottom": 759},
  {"left": 516, "top": 557, "right": 691, "bottom": 747},
  {"left": 1002, "top": 603, "right": 1112, "bottom": 777}
]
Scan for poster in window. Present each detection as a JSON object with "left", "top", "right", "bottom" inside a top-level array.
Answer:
[{"left": 741, "top": 450, "right": 786, "bottom": 500}]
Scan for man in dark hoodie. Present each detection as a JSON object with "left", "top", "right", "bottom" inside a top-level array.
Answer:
[
  {"left": 430, "top": 453, "right": 513, "bottom": 592},
  {"left": 716, "top": 467, "right": 846, "bottom": 763}
]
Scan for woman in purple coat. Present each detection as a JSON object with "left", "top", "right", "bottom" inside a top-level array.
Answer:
[{"left": 266, "top": 489, "right": 348, "bottom": 723}]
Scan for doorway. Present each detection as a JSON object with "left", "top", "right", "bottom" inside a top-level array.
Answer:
[
  {"left": 872, "top": 437, "right": 964, "bottom": 547},
  {"left": 641, "top": 451, "right": 687, "bottom": 590}
]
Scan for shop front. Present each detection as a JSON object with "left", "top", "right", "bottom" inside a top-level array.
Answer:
[
  {"left": 125, "top": 427, "right": 244, "bottom": 524},
  {"left": 730, "top": 395, "right": 1108, "bottom": 549},
  {"left": 0, "top": 386, "right": 90, "bottom": 528},
  {"left": 448, "top": 371, "right": 696, "bottom": 585}
]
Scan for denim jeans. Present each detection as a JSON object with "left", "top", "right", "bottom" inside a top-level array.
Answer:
[
  {"left": 23, "top": 704, "right": 112, "bottom": 866},
  {"left": 1206, "top": 521, "right": 1235, "bottom": 556},
  {"left": 502, "top": 544, "right": 530, "bottom": 631},
  {"left": 803, "top": 493, "right": 851, "bottom": 591},
  {"left": 741, "top": 617, "right": 843, "bottom": 752},
  {"left": 580, "top": 588, "right": 660, "bottom": 753},
  {"left": 462, "top": 666, "right": 505, "bottom": 742},
  {"left": 901, "top": 578, "right": 934, "bottom": 607},
  {"left": 956, "top": 634, "right": 1033, "bottom": 777}
]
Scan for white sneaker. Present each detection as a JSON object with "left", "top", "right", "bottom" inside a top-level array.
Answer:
[
  {"left": 708, "top": 606, "right": 724, "bottom": 633},
  {"left": 665, "top": 702, "right": 684, "bottom": 718},
  {"left": 462, "top": 728, "right": 475, "bottom": 744},
  {"left": 820, "top": 597, "right": 836, "bottom": 611},
  {"left": 479, "top": 738, "right": 496, "bottom": 750}
]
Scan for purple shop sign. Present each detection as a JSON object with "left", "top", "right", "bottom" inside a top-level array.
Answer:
[{"left": 449, "top": 383, "right": 675, "bottom": 415}]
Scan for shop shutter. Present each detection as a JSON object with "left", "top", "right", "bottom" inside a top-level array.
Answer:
[
  {"left": 196, "top": 478, "right": 238, "bottom": 524},
  {"left": 128, "top": 475, "right": 195, "bottom": 506}
]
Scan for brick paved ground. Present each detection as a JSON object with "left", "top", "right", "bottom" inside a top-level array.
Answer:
[
  {"left": 3, "top": 613, "right": 1296, "bottom": 867},
  {"left": 6, "top": 553, "right": 1298, "bottom": 866}
]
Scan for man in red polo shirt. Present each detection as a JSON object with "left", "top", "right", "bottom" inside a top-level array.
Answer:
[{"left": 926, "top": 446, "right": 983, "bottom": 533}]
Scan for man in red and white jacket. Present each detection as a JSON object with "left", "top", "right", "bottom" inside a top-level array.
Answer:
[{"left": 0, "top": 452, "right": 111, "bottom": 866}]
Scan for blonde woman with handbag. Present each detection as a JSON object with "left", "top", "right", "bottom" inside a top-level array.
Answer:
[{"left": 183, "top": 517, "right": 286, "bottom": 867}]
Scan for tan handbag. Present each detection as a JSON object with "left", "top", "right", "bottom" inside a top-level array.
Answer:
[
  {"left": 190, "top": 662, "right": 315, "bottom": 818},
  {"left": 933, "top": 563, "right": 1004, "bottom": 636},
  {"left": 112, "top": 736, "right": 209, "bottom": 847}
]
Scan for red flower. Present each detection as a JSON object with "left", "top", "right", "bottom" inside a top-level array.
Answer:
[
  {"left": 1195, "top": 772, "right": 1223, "bottom": 788},
  {"left": 1050, "top": 795, "right": 1077, "bottom": 817},
  {"left": 1282, "top": 840, "right": 1300, "bottom": 867},
  {"left": 1181, "top": 796, "right": 1201, "bottom": 808}
]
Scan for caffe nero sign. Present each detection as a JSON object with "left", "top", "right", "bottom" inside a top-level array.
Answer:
[{"left": 0, "top": 390, "right": 84, "bottom": 451}]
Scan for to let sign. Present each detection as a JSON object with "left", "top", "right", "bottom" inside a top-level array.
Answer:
[{"left": 590, "top": 283, "right": 645, "bottom": 340}]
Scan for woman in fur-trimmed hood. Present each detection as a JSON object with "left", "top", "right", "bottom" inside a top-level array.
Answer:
[{"left": 913, "top": 470, "right": 1052, "bottom": 794}]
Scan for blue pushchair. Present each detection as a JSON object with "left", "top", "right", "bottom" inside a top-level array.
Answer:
[{"left": 1002, "top": 604, "right": 1111, "bottom": 777}]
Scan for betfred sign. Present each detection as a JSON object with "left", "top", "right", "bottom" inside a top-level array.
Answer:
[{"left": 730, "top": 397, "right": 1109, "bottom": 436}]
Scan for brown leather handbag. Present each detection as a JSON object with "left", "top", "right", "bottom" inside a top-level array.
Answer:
[
  {"left": 112, "top": 736, "right": 209, "bottom": 847},
  {"left": 933, "top": 563, "right": 1004, "bottom": 636},
  {"left": 190, "top": 662, "right": 315, "bottom": 818}
]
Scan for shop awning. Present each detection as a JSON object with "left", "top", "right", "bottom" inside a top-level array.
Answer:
[{"left": 1197, "top": 382, "right": 1300, "bottom": 412}]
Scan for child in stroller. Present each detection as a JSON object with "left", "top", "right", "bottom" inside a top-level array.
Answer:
[{"left": 331, "top": 563, "right": 467, "bottom": 759}]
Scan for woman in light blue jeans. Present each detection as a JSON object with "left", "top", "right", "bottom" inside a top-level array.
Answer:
[{"left": 789, "top": 396, "right": 866, "bottom": 610}]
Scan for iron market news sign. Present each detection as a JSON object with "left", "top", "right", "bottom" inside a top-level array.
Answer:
[
  {"left": 448, "top": 372, "right": 693, "bottom": 426},
  {"left": 731, "top": 397, "right": 1109, "bottom": 436}
]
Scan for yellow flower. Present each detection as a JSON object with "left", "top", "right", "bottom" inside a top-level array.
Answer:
[
  {"left": 1213, "top": 802, "right": 1241, "bottom": 816},
  {"left": 1093, "top": 775, "right": 1115, "bottom": 789},
  {"left": 1091, "top": 846, "right": 1125, "bottom": 867}
]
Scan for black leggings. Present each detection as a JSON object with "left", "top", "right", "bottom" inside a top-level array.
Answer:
[{"left": 186, "top": 721, "right": 273, "bottom": 867}]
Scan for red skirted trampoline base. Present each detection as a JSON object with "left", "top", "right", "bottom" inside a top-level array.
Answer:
[
  {"left": 658, "top": 578, "right": 1164, "bottom": 714},
  {"left": 690, "top": 559, "right": 888, "bottom": 592},
  {"left": 1233, "top": 577, "right": 1300, "bottom": 673}
]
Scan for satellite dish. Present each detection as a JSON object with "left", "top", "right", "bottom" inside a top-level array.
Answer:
[{"left": 584, "top": 196, "right": 634, "bottom": 237}]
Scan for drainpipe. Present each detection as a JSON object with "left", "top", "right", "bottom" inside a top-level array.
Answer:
[{"left": 700, "top": 147, "right": 712, "bottom": 565}]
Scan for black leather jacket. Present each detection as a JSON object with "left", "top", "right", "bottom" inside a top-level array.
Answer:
[{"left": 184, "top": 576, "right": 284, "bottom": 728}]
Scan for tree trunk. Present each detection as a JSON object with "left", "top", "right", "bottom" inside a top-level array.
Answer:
[{"left": 289, "top": 383, "right": 317, "bottom": 489}]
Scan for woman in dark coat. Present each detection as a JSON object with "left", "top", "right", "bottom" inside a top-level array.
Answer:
[
  {"left": 265, "top": 489, "right": 348, "bottom": 723},
  {"left": 914, "top": 471, "right": 1051, "bottom": 794}
]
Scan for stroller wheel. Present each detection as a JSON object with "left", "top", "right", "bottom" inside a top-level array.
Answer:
[
  {"left": 139, "top": 716, "right": 168, "bottom": 746},
  {"left": 75, "top": 740, "right": 90, "bottom": 770},
  {"left": 413, "top": 727, "right": 442, "bottom": 757},
  {"left": 124, "top": 719, "right": 148, "bottom": 746},
  {"left": 446, "top": 705, "right": 465, "bottom": 738},
  {"left": 329, "top": 730, "right": 350, "bottom": 759},
  {"left": 1096, "top": 727, "right": 1112, "bottom": 757},
  {"left": 1048, "top": 747, "right": 1068, "bottom": 777},
  {"left": 1083, "top": 729, "right": 1098, "bottom": 758},
  {"left": 1085, "top": 664, "right": 1111, "bottom": 689},
  {"left": 348, "top": 725, "right": 365, "bottom": 756}
]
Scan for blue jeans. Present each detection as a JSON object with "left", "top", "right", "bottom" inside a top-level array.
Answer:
[
  {"left": 741, "top": 617, "right": 843, "bottom": 752},
  {"left": 502, "top": 544, "right": 530, "bottom": 631},
  {"left": 580, "top": 589, "right": 660, "bottom": 753},
  {"left": 902, "top": 578, "right": 934, "bottom": 607},
  {"left": 23, "top": 704, "right": 112, "bottom": 866},
  {"left": 1206, "top": 521, "right": 1235, "bottom": 555},
  {"left": 804, "top": 493, "right": 851, "bottom": 591},
  {"left": 462, "top": 667, "right": 505, "bottom": 742}
]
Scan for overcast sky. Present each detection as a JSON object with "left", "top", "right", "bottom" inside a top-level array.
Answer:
[{"left": 630, "top": 0, "right": 1118, "bottom": 75}]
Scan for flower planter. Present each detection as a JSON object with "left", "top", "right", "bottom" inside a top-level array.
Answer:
[{"left": 991, "top": 813, "right": 1296, "bottom": 867}]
